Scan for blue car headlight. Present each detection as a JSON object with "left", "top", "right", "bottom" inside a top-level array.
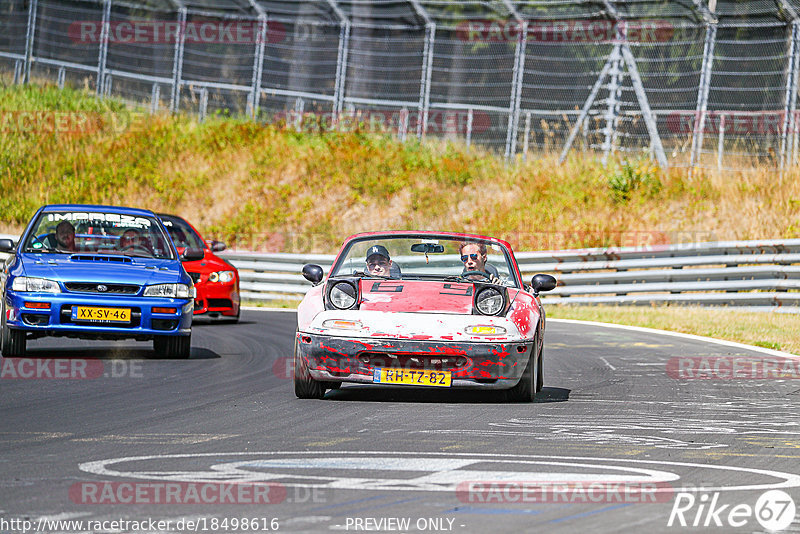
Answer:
[
  {"left": 143, "top": 283, "right": 193, "bottom": 299},
  {"left": 11, "top": 277, "right": 61, "bottom": 293}
]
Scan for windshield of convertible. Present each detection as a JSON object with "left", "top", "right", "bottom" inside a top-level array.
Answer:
[
  {"left": 330, "top": 236, "right": 519, "bottom": 288},
  {"left": 22, "top": 211, "right": 175, "bottom": 259}
]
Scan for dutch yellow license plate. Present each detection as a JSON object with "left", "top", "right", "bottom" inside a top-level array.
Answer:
[
  {"left": 72, "top": 306, "right": 131, "bottom": 322},
  {"left": 372, "top": 368, "right": 451, "bottom": 387}
]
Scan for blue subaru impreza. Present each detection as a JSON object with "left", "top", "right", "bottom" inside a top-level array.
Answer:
[{"left": 0, "top": 204, "right": 203, "bottom": 358}]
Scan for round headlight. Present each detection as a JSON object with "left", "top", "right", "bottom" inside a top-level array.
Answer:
[
  {"left": 329, "top": 282, "right": 357, "bottom": 309},
  {"left": 476, "top": 287, "right": 504, "bottom": 315}
]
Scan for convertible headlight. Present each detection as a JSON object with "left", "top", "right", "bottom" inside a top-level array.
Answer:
[
  {"left": 208, "top": 270, "right": 235, "bottom": 283},
  {"left": 329, "top": 282, "right": 357, "bottom": 309},
  {"left": 144, "top": 283, "right": 191, "bottom": 298},
  {"left": 11, "top": 277, "right": 61, "bottom": 293},
  {"left": 475, "top": 287, "right": 505, "bottom": 316}
]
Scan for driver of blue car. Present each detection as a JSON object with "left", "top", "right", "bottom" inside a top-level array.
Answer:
[{"left": 460, "top": 242, "right": 501, "bottom": 284}]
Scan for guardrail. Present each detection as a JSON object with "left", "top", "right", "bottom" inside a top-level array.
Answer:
[
  {"left": 3, "top": 234, "right": 799, "bottom": 310},
  {"left": 219, "top": 239, "right": 800, "bottom": 310}
]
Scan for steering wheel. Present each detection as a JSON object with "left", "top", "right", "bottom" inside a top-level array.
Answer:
[
  {"left": 120, "top": 244, "right": 152, "bottom": 256},
  {"left": 461, "top": 270, "right": 492, "bottom": 281}
]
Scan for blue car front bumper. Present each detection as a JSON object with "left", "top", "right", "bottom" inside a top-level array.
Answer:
[{"left": 3, "top": 291, "right": 193, "bottom": 340}]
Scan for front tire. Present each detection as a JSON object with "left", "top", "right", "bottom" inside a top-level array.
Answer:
[
  {"left": 153, "top": 334, "right": 191, "bottom": 359},
  {"left": 293, "top": 337, "right": 325, "bottom": 399},
  {"left": 1, "top": 300, "right": 26, "bottom": 357},
  {"left": 505, "top": 338, "right": 539, "bottom": 402}
]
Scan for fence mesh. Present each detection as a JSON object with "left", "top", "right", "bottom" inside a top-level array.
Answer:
[{"left": 4, "top": 0, "right": 800, "bottom": 171}]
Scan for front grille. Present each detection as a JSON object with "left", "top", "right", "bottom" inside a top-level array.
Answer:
[
  {"left": 358, "top": 353, "right": 468, "bottom": 372},
  {"left": 64, "top": 282, "right": 140, "bottom": 295},
  {"left": 60, "top": 305, "right": 141, "bottom": 328},
  {"left": 207, "top": 298, "right": 232, "bottom": 308},
  {"left": 188, "top": 272, "right": 202, "bottom": 284}
]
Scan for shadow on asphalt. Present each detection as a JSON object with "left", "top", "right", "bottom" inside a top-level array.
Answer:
[
  {"left": 324, "top": 385, "right": 570, "bottom": 404},
  {"left": 17, "top": 345, "right": 222, "bottom": 360}
]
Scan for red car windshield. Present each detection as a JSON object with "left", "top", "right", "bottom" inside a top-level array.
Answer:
[{"left": 160, "top": 215, "right": 206, "bottom": 250}]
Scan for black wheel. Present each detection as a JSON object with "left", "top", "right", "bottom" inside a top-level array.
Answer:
[
  {"left": 153, "top": 334, "right": 191, "bottom": 359},
  {"left": 323, "top": 381, "right": 342, "bottom": 390},
  {"left": 505, "top": 338, "right": 539, "bottom": 402},
  {"left": 536, "top": 345, "right": 544, "bottom": 393},
  {"left": 1, "top": 300, "right": 26, "bottom": 357},
  {"left": 293, "top": 337, "right": 325, "bottom": 399}
]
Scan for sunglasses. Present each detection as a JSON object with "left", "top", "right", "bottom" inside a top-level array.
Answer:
[{"left": 461, "top": 254, "right": 479, "bottom": 262}]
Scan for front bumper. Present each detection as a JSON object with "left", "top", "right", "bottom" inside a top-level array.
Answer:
[
  {"left": 4, "top": 290, "right": 193, "bottom": 340},
  {"left": 193, "top": 282, "right": 239, "bottom": 316},
  {"left": 297, "top": 333, "right": 532, "bottom": 389}
]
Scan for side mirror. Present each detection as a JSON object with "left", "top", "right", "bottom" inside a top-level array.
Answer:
[
  {"left": 210, "top": 240, "right": 226, "bottom": 252},
  {"left": 0, "top": 239, "right": 14, "bottom": 253},
  {"left": 181, "top": 247, "right": 205, "bottom": 261},
  {"left": 302, "top": 264, "right": 324, "bottom": 285},
  {"left": 531, "top": 274, "right": 557, "bottom": 295}
]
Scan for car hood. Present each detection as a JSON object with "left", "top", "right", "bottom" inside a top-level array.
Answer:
[
  {"left": 180, "top": 250, "right": 235, "bottom": 273},
  {"left": 19, "top": 254, "right": 184, "bottom": 285},
  {"left": 357, "top": 279, "right": 475, "bottom": 314}
]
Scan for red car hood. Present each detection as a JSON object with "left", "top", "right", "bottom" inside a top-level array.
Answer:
[
  {"left": 357, "top": 279, "right": 475, "bottom": 314},
  {"left": 179, "top": 249, "right": 234, "bottom": 273}
]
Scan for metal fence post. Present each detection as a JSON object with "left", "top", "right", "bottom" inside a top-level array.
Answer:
[
  {"left": 417, "top": 23, "right": 435, "bottom": 138},
  {"left": 601, "top": 44, "right": 623, "bottom": 166},
  {"left": 689, "top": 23, "right": 717, "bottom": 174},
  {"left": 250, "top": 14, "right": 267, "bottom": 120},
  {"left": 522, "top": 111, "right": 531, "bottom": 162},
  {"left": 170, "top": 8, "right": 187, "bottom": 112},
  {"left": 465, "top": 108, "right": 473, "bottom": 151},
  {"left": 150, "top": 83, "right": 160, "bottom": 113},
  {"left": 96, "top": 0, "right": 111, "bottom": 96},
  {"left": 781, "top": 20, "right": 800, "bottom": 170},
  {"left": 507, "top": 22, "right": 527, "bottom": 159},
  {"left": 23, "top": 0, "right": 39, "bottom": 84},
  {"left": 717, "top": 112, "right": 725, "bottom": 170},
  {"left": 333, "top": 21, "right": 350, "bottom": 117},
  {"left": 504, "top": 23, "right": 526, "bottom": 159}
]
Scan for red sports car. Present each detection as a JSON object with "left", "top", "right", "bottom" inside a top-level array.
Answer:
[
  {"left": 159, "top": 214, "right": 240, "bottom": 322},
  {"left": 295, "top": 231, "right": 557, "bottom": 401}
]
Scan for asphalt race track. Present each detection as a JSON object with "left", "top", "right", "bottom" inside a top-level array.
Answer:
[{"left": 1, "top": 309, "right": 799, "bottom": 533}]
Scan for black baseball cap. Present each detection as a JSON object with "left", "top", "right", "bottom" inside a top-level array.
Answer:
[{"left": 365, "top": 244, "right": 390, "bottom": 261}]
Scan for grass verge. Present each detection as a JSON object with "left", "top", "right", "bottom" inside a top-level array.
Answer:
[{"left": 547, "top": 305, "right": 800, "bottom": 355}]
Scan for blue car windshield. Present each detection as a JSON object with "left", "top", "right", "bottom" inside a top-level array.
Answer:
[{"left": 22, "top": 210, "right": 176, "bottom": 259}]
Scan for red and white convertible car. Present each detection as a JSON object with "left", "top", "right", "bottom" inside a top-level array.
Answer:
[{"left": 294, "top": 231, "right": 557, "bottom": 402}]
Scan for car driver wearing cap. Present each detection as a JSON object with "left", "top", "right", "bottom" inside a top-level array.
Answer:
[{"left": 365, "top": 245, "right": 393, "bottom": 277}]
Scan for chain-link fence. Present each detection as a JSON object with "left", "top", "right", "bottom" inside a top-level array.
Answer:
[{"left": 3, "top": 0, "right": 800, "bottom": 172}]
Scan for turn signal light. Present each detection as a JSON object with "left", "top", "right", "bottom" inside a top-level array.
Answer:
[{"left": 24, "top": 302, "right": 50, "bottom": 309}]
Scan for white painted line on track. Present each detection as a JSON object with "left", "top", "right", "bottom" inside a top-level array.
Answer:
[
  {"left": 78, "top": 451, "right": 800, "bottom": 494},
  {"left": 549, "top": 318, "right": 800, "bottom": 359}
]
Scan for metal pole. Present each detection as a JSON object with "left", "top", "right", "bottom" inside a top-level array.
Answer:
[
  {"left": 198, "top": 87, "right": 208, "bottom": 121},
  {"left": 522, "top": 111, "right": 531, "bottom": 162},
  {"left": 333, "top": 21, "right": 350, "bottom": 117},
  {"left": 621, "top": 44, "right": 668, "bottom": 168},
  {"left": 250, "top": 14, "right": 267, "bottom": 120},
  {"left": 508, "top": 22, "right": 528, "bottom": 158},
  {"left": 417, "top": 23, "right": 434, "bottom": 138},
  {"left": 559, "top": 57, "right": 614, "bottom": 164},
  {"left": 717, "top": 113, "right": 725, "bottom": 170},
  {"left": 781, "top": 21, "right": 800, "bottom": 169},
  {"left": 466, "top": 108, "right": 473, "bottom": 151},
  {"left": 421, "top": 23, "right": 435, "bottom": 137},
  {"left": 504, "top": 23, "right": 527, "bottom": 159},
  {"left": 96, "top": 0, "right": 111, "bottom": 96},
  {"left": 689, "top": 23, "right": 717, "bottom": 174},
  {"left": 602, "top": 44, "right": 623, "bottom": 166},
  {"left": 151, "top": 83, "right": 160, "bottom": 113},
  {"left": 170, "top": 8, "right": 187, "bottom": 112},
  {"left": 23, "top": 0, "right": 39, "bottom": 84}
]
